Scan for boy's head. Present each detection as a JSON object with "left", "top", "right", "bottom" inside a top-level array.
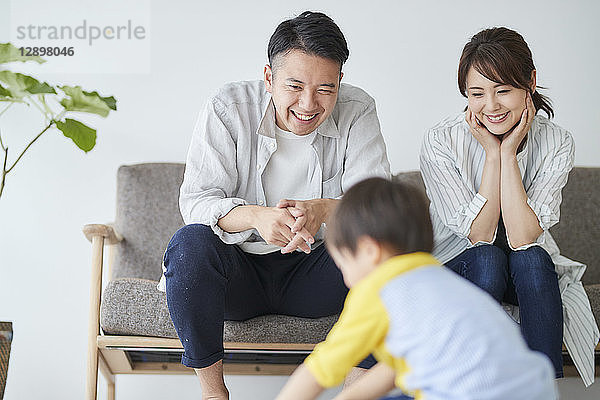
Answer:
[{"left": 326, "top": 177, "right": 433, "bottom": 287}]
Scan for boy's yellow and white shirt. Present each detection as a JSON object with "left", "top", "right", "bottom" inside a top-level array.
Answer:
[{"left": 305, "top": 253, "right": 557, "bottom": 400}]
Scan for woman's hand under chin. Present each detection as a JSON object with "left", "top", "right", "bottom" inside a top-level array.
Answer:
[
  {"left": 500, "top": 92, "right": 536, "bottom": 157},
  {"left": 465, "top": 108, "right": 501, "bottom": 154}
]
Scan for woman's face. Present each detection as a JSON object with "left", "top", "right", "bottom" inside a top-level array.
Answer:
[{"left": 466, "top": 66, "right": 534, "bottom": 135}]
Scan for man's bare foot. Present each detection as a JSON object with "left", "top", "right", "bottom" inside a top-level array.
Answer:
[
  {"left": 202, "top": 395, "right": 229, "bottom": 400},
  {"left": 195, "top": 360, "right": 229, "bottom": 400}
]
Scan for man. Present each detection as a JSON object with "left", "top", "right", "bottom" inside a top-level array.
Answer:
[{"left": 159, "top": 11, "right": 390, "bottom": 399}]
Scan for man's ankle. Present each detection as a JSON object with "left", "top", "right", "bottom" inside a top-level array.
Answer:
[
  {"left": 196, "top": 361, "right": 228, "bottom": 399},
  {"left": 201, "top": 390, "right": 229, "bottom": 400}
]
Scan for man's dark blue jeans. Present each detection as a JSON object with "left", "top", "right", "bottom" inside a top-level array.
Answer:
[
  {"left": 445, "top": 243, "right": 564, "bottom": 378},
  {"left": 163, "top": 224, "right": 377, "bottom": 369}
]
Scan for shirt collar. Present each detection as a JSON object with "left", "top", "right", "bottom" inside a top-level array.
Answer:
[
  {"left": 353, "top": 252, "right": 441, "bottom": 293},
  {"left": 255, "top": 96, "right": 340, "bottom": 139}
]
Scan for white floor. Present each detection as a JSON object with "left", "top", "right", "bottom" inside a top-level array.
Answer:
[{"left": 96, "top": 374, "right": 600, "bottom": 400}]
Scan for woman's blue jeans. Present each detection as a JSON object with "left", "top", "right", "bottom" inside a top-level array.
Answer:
[{"left": 445, "top": 244, "right": 564, "bottom": 378}]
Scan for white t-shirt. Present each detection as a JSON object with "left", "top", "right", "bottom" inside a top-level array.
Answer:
[
  {"left": 242, "top": 126, "right": 318, "bottom": 255},
  {"left": 262, "top": 125, "right": 318, "bottom": 207}
]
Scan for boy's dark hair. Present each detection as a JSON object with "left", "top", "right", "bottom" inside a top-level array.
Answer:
[
  {"left": 267, "top": 11, "right": 349, "bottom": 72},
  {"left": 327, "top": 178, "right": 433, "bottom": 255}
]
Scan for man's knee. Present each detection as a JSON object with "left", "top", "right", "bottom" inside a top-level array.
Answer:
[
  {"left": 170, "top": 224, "right": 216, "bottom": 247},
  {"left": 164, "top": 224, "right": 220, "bottom": 270}
]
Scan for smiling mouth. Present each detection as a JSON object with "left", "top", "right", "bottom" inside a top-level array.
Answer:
[
  {"left": 291, "top": 110, "right": 318, "bottom": 121},
  {"left": 484, "top": 112, "right": 509, "bottom": 123}
]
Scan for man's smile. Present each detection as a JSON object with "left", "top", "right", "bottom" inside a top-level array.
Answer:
[{"left": 290, "top": 110, "right": 319, "bottom": 121}]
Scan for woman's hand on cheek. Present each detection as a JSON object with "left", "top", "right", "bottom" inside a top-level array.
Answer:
[
  {"left": 466, "top": 108, "right": 501, "bottom": 154},
  {"left": 500, "top": 92, "right": 535, "bottom": 157}
]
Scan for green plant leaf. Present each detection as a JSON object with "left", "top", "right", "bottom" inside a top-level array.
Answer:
[
  {"left": 82, "top": 90, "right": 117, "bottom": 111},
  {"left": 0, "top": 70, "right": 56, "bottom": 99},
  {"left": 0, "top": 43, "right": 46, "bottom": 65},
  {"left": 55, "top": 118, "right": 97, "bottom": 152},
  {"left": 0, "top": 83, "right": 10, "bottom": 97},
  {"left": 59, "top": 86, "right": 115, "bottom": 117}
]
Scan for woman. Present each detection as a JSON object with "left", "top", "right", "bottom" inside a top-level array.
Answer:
[{"left": 420, "top": 27, "right": 598, "bottom": 384}]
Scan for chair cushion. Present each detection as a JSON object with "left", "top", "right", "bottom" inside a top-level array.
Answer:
[
  {"left": 100, "top": 278, "right": 339, "bottom": 343},
  {"left": 113, "top": 163, "right": 186, "bottom": 281},
  {"left": 391, "top": 170, "right": 426, "bottom": 195},
  {"left": 549, "top": 167, "right": 600, "bottom": 285},
  {"left": 585, "top": 284, "right": 600, "bottom": 330}
]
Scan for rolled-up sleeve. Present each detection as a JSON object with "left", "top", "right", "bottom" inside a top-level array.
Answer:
[
  {"left": 509, "top": 129, "right": 575, "bottom": 251},
  {"left": 526, "top": 131, "right": 574, "bottom": 231},
  {"left": 420, "top": 128, "right": 488, "bottom": 241},
  {"left": 341, "top": 99, "right": 391, "bottom": 192},
  {"left": 179, "top": 97, "right": 254, "bottom": 244},
  {"left": 305, "top": 289, "right": 389, "bottom": 387}
]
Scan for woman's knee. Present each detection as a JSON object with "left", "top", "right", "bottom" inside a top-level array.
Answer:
[
  {"left": 466, "top": 245, "right": 507, "bottom": 275},
  {"left": 462, "top": 245, "right": 508, "bottom": 299},
  {"left": 509, "top": 246, "right": 558, "bottom": 293},
  {"left": 471, "top": 244, "right": 506, "bottom": 261}
]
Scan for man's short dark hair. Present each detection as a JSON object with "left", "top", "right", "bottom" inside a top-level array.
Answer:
[
  {"left": 267, "top": 11, "right": 349, "bottom": 71},
  {"left": 327, "top": 178, "right": 433, "bottom": 255}
]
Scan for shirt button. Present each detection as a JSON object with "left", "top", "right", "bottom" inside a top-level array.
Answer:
[
  {"left": 258, "top": 200, "right": 264, "bottom": 206},
  {"left": 257, "top": 164, "right": 261, "bottom": 170},
  {"left": 270, "top": 143, "right": 275, "bottom": 149}
]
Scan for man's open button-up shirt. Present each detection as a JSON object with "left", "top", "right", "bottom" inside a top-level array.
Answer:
[{"left": 179, "top": 80, "right": 391, "bottom": 254}]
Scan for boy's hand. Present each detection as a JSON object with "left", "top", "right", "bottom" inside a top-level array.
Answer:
[
  {"left": 275, "top": 364, "right": 324, "bottom": 400},
  {"left": 333, "top": 362, "right": 396, "bottom": 400}
]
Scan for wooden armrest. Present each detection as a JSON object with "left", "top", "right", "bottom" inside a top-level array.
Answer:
[{"left": 83, "top": 224, "right": 123, "bottom": 245}]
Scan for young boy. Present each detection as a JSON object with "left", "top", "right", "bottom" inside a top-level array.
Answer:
[{"left": 276, "top": 178, "right": 557, "bottom": 400}]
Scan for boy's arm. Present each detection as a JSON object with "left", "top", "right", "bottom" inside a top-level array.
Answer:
[
  {"left": 303, "top": 290, "right": 389, "bottom": 388},
  {"left": 333, "top": 362, "right": 396, "bottom": 400},
  {"left": 275, "top": 364, "right": 324, "bottom": 400},
  {"left": 276, "top": 285, "right": 389, "bottom": 400}
]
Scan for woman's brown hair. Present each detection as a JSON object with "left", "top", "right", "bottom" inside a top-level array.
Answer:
[{"left": 458, "top": 27, "right": 554, "bottom": 118}]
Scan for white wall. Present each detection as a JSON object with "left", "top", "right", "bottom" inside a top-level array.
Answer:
[{"left": 0, "top": 0, "right": 599, "bottom": 399}]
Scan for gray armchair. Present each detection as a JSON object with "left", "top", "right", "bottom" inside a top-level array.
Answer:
[{"left": 83, "top": 163, "right": 337, "bottom": 400}]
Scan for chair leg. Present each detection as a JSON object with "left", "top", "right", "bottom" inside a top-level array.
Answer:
[
  {"left": 86, "top": 236, "right": 105, "bottom": 400},
  {"left": 107, "top": 382, "right": 115, "bottom": 400},
  {"left": 99, "top": 352, "right": 115, "bottom": 400},
  {"left": 85, "top": 345, "right": 99, "bottom": 400}
]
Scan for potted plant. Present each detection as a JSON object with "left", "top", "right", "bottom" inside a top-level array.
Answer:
[{"left": 0, "top": 42, "right": 117, "bottom": 199}]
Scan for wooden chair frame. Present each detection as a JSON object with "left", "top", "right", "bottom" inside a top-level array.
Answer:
[{"left": 83, "top": 224, "right": 314, "bottom": 400}]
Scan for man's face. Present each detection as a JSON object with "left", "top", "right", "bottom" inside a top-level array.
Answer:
[{"left": 264, "top": 50, "right": 342, "bottom": 136}]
